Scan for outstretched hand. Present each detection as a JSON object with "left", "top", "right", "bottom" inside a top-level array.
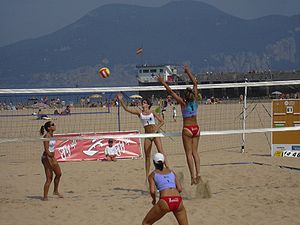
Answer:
[
  {"left": 154, "top": 74, "right": 164, "bottom": 83},
  {"left": 183, "top": 64, "right": 191, "bottom": 74}
]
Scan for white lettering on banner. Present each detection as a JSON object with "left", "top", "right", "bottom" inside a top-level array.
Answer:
[
  {"left": 114, "top": 138, "right": 137, "bottom": 156},
  {"left": 56, "top": 140, "right": 76, "bottom": 160},
  {"left": 83, "top": 138, "right": 138, "bottom": 157},
  {"left": 115, "top": 142, "right": 125, "bottom": 156},
  {"left": 83, "top": 139, "right": 105, "bottom": 156}
]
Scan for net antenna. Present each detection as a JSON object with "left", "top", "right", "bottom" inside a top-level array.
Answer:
[{"left": 241, "top": 78, "right": 248, "bottom": 153}]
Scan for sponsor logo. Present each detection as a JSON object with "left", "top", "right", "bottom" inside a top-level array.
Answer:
[
  {"left": 169, "top": 198, "right": 179, "bottom": 203},
  {"left": 292, "top": 146, "right": 300, "bottom": 150},
  {"left": 283, "top": 150, "right": 300, "bottom": 158},
  {"left": 274, "top": 151, "right": 283, "bottom": 157},
  {"left": 275, "top": 146, "right": 286, "bottom": 151},
  {"left": 56, "top": 140, "right": 76, "bottom": 160}
]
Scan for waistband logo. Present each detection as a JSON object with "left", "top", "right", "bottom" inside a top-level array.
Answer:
[{"left": 169, "top": 198, "right": 179, "bottom": 203}]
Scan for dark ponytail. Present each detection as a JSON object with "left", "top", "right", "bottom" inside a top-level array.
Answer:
[
  {"left": 40, "top": 126, "right": 45, "bottom": 135},
  {"left": 40, "top": 121, "right": 52, "bottom": 135}
]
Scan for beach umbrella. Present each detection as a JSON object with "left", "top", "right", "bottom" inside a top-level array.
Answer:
[
  {"left": 90, "top": 94, "right": 102, "bottom": 98},
  {"left": 271, "top": 91, "right": 282, "bottom": 95},
  {"left": 129, "top": 94, "right": 143, "bottom": 99}
]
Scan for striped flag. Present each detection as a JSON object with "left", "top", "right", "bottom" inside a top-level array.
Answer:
[{"left": 136, "top": 47, "right": 143, "bottom": 55}]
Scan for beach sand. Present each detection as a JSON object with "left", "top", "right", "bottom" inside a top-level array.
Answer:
[{"left": 0, "top": 103, "right": 300, "bottom": 225}]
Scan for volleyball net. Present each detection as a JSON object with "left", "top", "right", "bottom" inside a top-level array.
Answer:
[{"left": 0, "top": 80, "right": 300, "bottom": 160}]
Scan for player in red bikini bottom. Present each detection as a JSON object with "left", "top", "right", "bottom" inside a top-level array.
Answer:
[{"left": 142, "top": 153, "right": 188, "bottom": 225}]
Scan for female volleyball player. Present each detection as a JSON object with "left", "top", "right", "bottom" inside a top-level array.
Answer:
[
  {"left": 40, "top": 121, "right": 63, "bottom": 200},
  {"left": 156, "top": 64, "right": 201, "bottom": 185},
  {"left": 142, "top": 153, "right": 188, "bottom": 225},
  {"left": 117, "top": 93, "right": 169, "bottom": 178}
]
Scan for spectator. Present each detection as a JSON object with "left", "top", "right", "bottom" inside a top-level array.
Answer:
[
  {"left": 104, "top": 139, "right": 117, "bottom": 161},
  {"left": 61, "top": 105, "right": 71, "bottom": 115}
]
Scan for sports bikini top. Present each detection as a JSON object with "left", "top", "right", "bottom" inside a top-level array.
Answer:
[
  {"left": 154, "top": 171, "right": 176, "bottom": 191},
  {"left": 140, "top": 112, "right": 156, "bottom": 127},
  {"left": 48, "top": 139, "right": 56, "bottom": 153},
  {"left": 181, "top": 101, "right": 198, "bottom": 118}
]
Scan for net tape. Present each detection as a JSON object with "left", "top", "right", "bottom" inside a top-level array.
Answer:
[
  {"left": 1, "top": 126, "right": 299, "bottom": 144},
  {"left": 0, "top": 80, "right": 300, "bottom": 94}
]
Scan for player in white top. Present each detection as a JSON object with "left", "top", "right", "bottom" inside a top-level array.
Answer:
[
  {"left": 117, "top": 93, "right": 169, "bottom": 178},
  {"left": 104, "top": 139, "right": 117, "bottom": 161},
  {"left": 40, "top": 121, "right": 63, "bottom": 201}
]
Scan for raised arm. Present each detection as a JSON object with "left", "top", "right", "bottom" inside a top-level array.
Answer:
[
  {"left": 155, "top": 75, "right": 185, "bottom": 106},
  {"left": 117, "top": 93, "right": 140, "bottom": 116},
  {"left": 184, "top": 64, "right": 198, "bottom": 99}
]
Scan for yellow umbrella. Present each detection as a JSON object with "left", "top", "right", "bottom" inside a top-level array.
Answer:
[
  {"left": 129, "top": 94, "right": 143, "bottom": 99},
  {"left": 90, "top": 94, "right": 102, "bottom": 98}
]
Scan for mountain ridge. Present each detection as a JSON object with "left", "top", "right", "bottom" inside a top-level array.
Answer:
[{"left": 0, "top": 1, "right": 299, "bottom": 88}]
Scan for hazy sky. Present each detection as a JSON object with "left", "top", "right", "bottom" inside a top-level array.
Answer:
[{"left": 1, "top": 0, "right": 300, "bottom": 47}]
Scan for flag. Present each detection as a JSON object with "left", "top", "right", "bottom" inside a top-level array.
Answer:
[{"left": 136, "top": 47, "right": 143, "bottom": 55}]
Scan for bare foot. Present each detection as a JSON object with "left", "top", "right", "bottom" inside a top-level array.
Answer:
[
  {"left": 196, "top": 175, "right": 202, "bottom": 184},
  {"left": 191, "top": 177, "right": 197, "bottom": 185},
  {"left": 42, "top": 197, "right": 48, "bottom": 201},
  {"left": 53, "top": 192, "right": 64, "bottom": 198}
]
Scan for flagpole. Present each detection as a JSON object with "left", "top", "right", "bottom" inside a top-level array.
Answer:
[{"left": 141, "top": 43, "right": 144, "bottom": 65}]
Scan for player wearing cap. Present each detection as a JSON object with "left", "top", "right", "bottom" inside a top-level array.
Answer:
[{"left": 142, "top": 153, "right": 188, "bottom": 225}]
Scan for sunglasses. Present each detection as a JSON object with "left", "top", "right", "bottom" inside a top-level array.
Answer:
[{"left": 51, "top": 123, "right": 55, "bottom": 126}]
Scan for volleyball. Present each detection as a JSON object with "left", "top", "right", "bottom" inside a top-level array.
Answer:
[{"left": 98, "top": 67, "right": 110, "bottom": 78}]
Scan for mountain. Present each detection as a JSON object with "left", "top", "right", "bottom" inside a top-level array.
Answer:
[{"left": 1, "top": 1, "right": 300, "bottom": 88}]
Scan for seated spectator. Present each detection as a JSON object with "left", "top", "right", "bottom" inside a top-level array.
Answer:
[
  {"left": 104, "top": 139, "right": 117, "bottom": 161},
  {"left": 53, "top": 109, "right": 60, "bottom": 115},
  {"left": 60, "top": 105, "right": 71, "bottom": 115}
]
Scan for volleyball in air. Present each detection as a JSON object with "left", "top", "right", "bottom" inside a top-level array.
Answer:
[{"left": 98, "top": 67, "right": 110, "bottom": 78}]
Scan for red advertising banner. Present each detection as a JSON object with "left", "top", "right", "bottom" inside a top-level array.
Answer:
[{"left": 53, "top": 131, "right": 142, "bottom": 162}]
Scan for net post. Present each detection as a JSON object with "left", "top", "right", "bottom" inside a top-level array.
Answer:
[
  {"left": 117, "top": 99, "right": 121, "bottom": 131},
  {"left": 241, "top": 78, "right": 248, "bottom": 153}
]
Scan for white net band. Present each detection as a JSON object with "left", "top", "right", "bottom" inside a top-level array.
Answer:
[
  {"left": 0, "top": 80, "right": 300, "bottom": 94},
  {"left": 0, "top": 126, "right": 299, "bottom": 143}
]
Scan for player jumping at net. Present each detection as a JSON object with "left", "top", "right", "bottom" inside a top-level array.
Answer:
[
  {"left": 40, "top": 121, "right": 63, "bottom": 200},
  {"left": 156, "top": 64, "right": 201, "bottom": 185},
  {"left": 142, "top": 153, "right": 188, "bottom": 225},
  {"left": 117, "top": 93, "right": 169, "bottom": 178}
]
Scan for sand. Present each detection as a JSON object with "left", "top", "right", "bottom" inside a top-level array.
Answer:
[{"left": 0, "top": 102, "right": 300, "bottom": 225}]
